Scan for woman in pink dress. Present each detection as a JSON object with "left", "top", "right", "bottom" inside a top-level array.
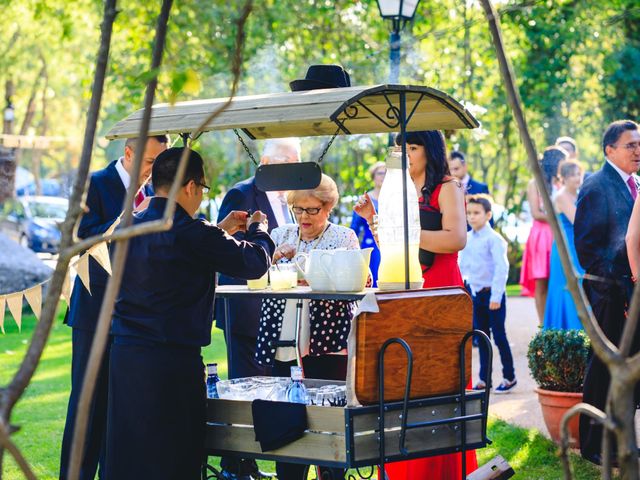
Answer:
[
  {"left": 520, "top": 146, "right": 567, "bottom": 323},
  {"left": 355, "top": 130, "right": 476, "bottom": 479}
]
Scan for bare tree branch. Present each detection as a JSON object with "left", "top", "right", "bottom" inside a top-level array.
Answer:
[
  {"left": 559, "top": 403, "right": 615, "bottom": 480},
  {"left": 479, "top": 0, "right": 639, "bottom": 476},
  {"left": 66, "top": 1, "right": 173, "bottom": 477},
  {"left": 0, "top": 0, "right": 119, "bottom": 473},
  {"left": 0, "top": 419, "right": 37, "bottom": 480},
  {"left": 67, "top": 2, "right": 252, "bottom": 479}
]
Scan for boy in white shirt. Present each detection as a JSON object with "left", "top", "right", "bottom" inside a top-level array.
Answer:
[{"left": 459, "top": 195, "right": 516, "bottom": 393}]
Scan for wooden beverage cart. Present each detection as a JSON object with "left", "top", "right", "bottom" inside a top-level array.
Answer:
[{"left": 106, "top": 84, "right": 494, "bottom": 479}]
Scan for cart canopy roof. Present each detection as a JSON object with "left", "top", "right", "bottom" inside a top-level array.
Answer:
[{"left": 105, "top": 84, "right": 479, "bottom": 140}]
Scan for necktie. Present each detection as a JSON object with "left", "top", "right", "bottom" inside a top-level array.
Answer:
[
  {"left": 278, "top": 193, "right": 292, "bottom": 224},
  {"left": 627, "top": 176, "right": 638, "bottom": 201},
  {"left": 134, "top": 190, "right": 145, "bottom": 208}
]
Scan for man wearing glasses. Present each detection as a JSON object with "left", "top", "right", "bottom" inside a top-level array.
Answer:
[
  {"left": 106, "top": 147, "right": 274, "bottom": 479},
  {"left": 214, "top": 137, "right": 300, "bottom": 480},
  {"left": 575, "top": 119, "right": 640, "bottom": 466}
]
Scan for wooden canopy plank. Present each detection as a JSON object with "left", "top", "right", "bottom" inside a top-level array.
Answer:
[{"left": 105, "top": 84, "right": 479, "bottom": 140}]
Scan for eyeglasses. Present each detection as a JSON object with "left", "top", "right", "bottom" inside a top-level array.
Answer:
[
  {"left": 197, "top": 182, "right": 210, "bottom": 194},
  {"left": 613, "top": 142, "right": 640, "bottom": 152},
  {"left": 292, "top": 206, "right": 322, "bottom": 215}
]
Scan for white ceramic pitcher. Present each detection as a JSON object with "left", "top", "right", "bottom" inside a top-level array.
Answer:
[
  {"left": 294, "top": 249, "right": 336, "bottom": 291},
  {"left": 319, "top": 248, "right": 373, "bottom": 292}
]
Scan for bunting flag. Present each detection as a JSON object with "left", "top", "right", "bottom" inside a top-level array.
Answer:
[
  {"left": 24, "top": 284, "right": 43, "bottom": 320},
  {"left": 0, "top": 296, "right": 5, "bottom": 334},
  {"left": 61, "top": 270, "right": 72, "bottom": 305},
  {"left": 75, "top": 254, "right": 91, "bottom": 295},
  {"left": 90, "top": 242, "right": 112, "bottom": 276},
  {"left": 6, "top": 292, "right": 24, "bottom": 331}
]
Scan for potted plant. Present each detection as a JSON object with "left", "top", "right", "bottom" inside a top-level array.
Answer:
[{"left": 527, "top": 329, "right": 590, "bottom": 447}]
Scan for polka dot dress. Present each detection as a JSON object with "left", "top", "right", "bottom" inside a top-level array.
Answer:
[{"left": 255, "top": 223, "right": 359, "bottom": 366}]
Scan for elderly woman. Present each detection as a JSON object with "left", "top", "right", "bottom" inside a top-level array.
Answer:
[{"left": 255, "top": 173, "right": 358, "bottom": 480}]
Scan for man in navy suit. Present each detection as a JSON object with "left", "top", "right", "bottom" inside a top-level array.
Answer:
[
  {"left": 575, "top": 119, "right": 640, "bottom": 465},
  {"left": 448, "top": 150, "right": 489, "bottom": 195},
  {"left": 59, "top": 135, "right": 168, "bottom": 480},
  {"left": 215, "top": 137, "right": 299, "bottom": 479},
  {"left": 449, "top": 150, "right": 491, "bottom": 235},
  {"left": 106, "top": 147, "right": 274, "bottom": 480}
]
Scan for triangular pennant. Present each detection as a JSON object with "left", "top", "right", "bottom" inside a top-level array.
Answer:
[
  {"left": 75, "top": 254, "right": 91, "bottom": 295},
  {"left": 104, "top": 215, "right": 121, "bottom": 237},
  {"left": 61, "top": 269, "right": 72, "bottom": 305},
  {"left": 6, "top": 292, "right": 23, "bottom": 331},
  {"left": 0, "top": 296, "right": 5, "bottom": 334},
  {"left": 24, "top": 284, "right": 43, "bottom": 320},
  {"left": 89, "top": 242, "right": 112, "bottom": 276}
]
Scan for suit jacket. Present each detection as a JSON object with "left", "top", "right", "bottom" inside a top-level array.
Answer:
[
  {"left": 466, "top": 177, "right": 489, "bottom": 195},
  {"left": 214, "top": 177, "right": 279, "bottom": 336},
  {"left": 66, "top": 160, "right": 126, "bottom": 331},
  {"left": 112, "top": 197, "right": 274, "bottom": 346},
  {"left": 575, "top": 161, "right": 634, "bottom": 286}
]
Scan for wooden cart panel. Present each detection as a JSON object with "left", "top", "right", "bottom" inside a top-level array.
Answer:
[{"left": 356, "top": 288, "right": 472, "bottom": 404}]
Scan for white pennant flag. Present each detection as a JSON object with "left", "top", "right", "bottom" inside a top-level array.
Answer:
[
  {"left": 75, "top": 254, "right": 91, "bottom": 295},
  {"left": 61, "top": 270, "right": 72, "bottom": 305},
  {"left": 24, "top": 284, "right": 43, "bottom": 320},
  {"left": 90, "top": 242, "right": 112, "bottom": 276},
  {"left": 0, "top": 296, "right": 5, "bottom": 334},
  {"left": 104, "top": 215, "right": 121, "bottom": 237},
  {"left": 6, "top": 292, "right": 23, "bottom": 331}
]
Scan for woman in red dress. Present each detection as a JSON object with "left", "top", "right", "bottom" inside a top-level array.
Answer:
[{"left": 355, "top": 130, "right": 476, "bottom": 479}]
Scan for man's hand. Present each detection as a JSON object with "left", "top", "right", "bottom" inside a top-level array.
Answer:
[
  {"left": 133, "top": 196, "right": 153, "bottom": 213},
  {"left": 218, "top": 210, "right": 249, "bottom": 235},
  {"left": 248, "top": 210, "right": 268, "bottom": 229},
  {"left": 489, "top": 301, "right": 501, "bottom": 310},
  {"left": 354, "top": 192, "right": 376, "bottom": 224}
]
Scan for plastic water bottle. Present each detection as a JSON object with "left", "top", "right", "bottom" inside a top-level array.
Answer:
[
  {"left": 206, "top": 363, "right": 220, "bottom": 399},
  {"left": 376, "top": 147, "right": 423, "bottom": 289},
  {"left": 285, "top": 366, "right": 308, "bottom": 404}
]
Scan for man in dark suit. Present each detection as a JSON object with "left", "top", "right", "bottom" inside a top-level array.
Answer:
[
  {"left": 59, "top": 135, "right": 168, "bottom": 480},
  {"left": 106, "top": 147, "right": 274, "bottom": 480},
  {"left": 575, "top": 119, "right": 640, "bottom": 465},
  {"left": 448, "top": 150, "right": 489, "bottom": 195},
  {"left": 449, "top": 151, "right": 491, "bottom": 236},
  {"left": 215, "top": 137, "right": 299, "bottom": 479}
]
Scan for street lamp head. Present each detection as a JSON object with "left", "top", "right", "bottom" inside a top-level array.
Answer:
[
  {"left": 376, "top": 0, "right": 420, "bottom": 21},
  {"left": 3, "top": 102, "right": 14, "bottom": 122}
]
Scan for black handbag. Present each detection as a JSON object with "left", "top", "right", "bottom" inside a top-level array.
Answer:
[{"left": 419, "top": 209, "right": 442, "bottom": 268}]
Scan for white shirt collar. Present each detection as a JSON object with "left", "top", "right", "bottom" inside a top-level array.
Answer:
[
  {"left": 115, "top": 157, "right": 130, "bottom": 189},
  {"left": 606, "top": 157, "right": 633, "bottom": 183},
  {"left": 471, "top": 223, "right": 490, "bottom": 236},
  {"left": 461, "top": 173, "right": 470, "bottom": 187}
]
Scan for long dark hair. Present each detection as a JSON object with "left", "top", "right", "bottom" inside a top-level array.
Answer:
[
  {"left": 540, "top": 146, "right": 567, "bottom": 194},
  {"left": 395, "top": 130, "right": 450, "bottom": 201}
]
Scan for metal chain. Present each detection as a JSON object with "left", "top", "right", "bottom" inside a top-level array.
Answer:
[
  {"left": 233, "top": 129, "right": 259, "bottom": 166},
  {"left": 233, "top": 127, "right": 340, "bottom": 166},
  {"left": 316, "top": 128, "right": 341, "bottom": 164}
]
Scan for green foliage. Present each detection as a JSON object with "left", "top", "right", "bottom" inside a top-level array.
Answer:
[{"left": 527, "top": 329, "right": 590, "bottom": 392}]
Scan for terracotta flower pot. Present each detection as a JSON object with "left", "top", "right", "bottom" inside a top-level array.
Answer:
[{"left": 535, "top": 387, "right": 582, "bottom": 447}]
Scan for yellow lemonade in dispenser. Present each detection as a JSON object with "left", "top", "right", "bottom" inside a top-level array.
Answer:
[{"left": 377, "top": 243, "right": 422, "bottom": 284}]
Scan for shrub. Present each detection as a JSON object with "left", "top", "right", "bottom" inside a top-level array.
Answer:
[{"left": 527, "top": 329, "right": 590, "bottom": 392}]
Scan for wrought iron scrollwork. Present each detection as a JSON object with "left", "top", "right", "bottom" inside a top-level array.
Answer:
[{"left": 346, "top": 466, "right": 376, "bottom": 479}]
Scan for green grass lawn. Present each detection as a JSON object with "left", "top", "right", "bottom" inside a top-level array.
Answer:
[{"left": 1, "top": 305, "right": 601, "bottom": 479}]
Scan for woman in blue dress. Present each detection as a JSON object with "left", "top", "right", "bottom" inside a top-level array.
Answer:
[
  {"left": 350, "top": 161, "right": 385, "bottom": 286},
  {"left": 543, "top": 160, "right": 585, "bottom": 330}
]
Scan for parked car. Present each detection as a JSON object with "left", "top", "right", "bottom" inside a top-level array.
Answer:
[{"left": 0, "top": 196, "right": 68, "bottom": 253}]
